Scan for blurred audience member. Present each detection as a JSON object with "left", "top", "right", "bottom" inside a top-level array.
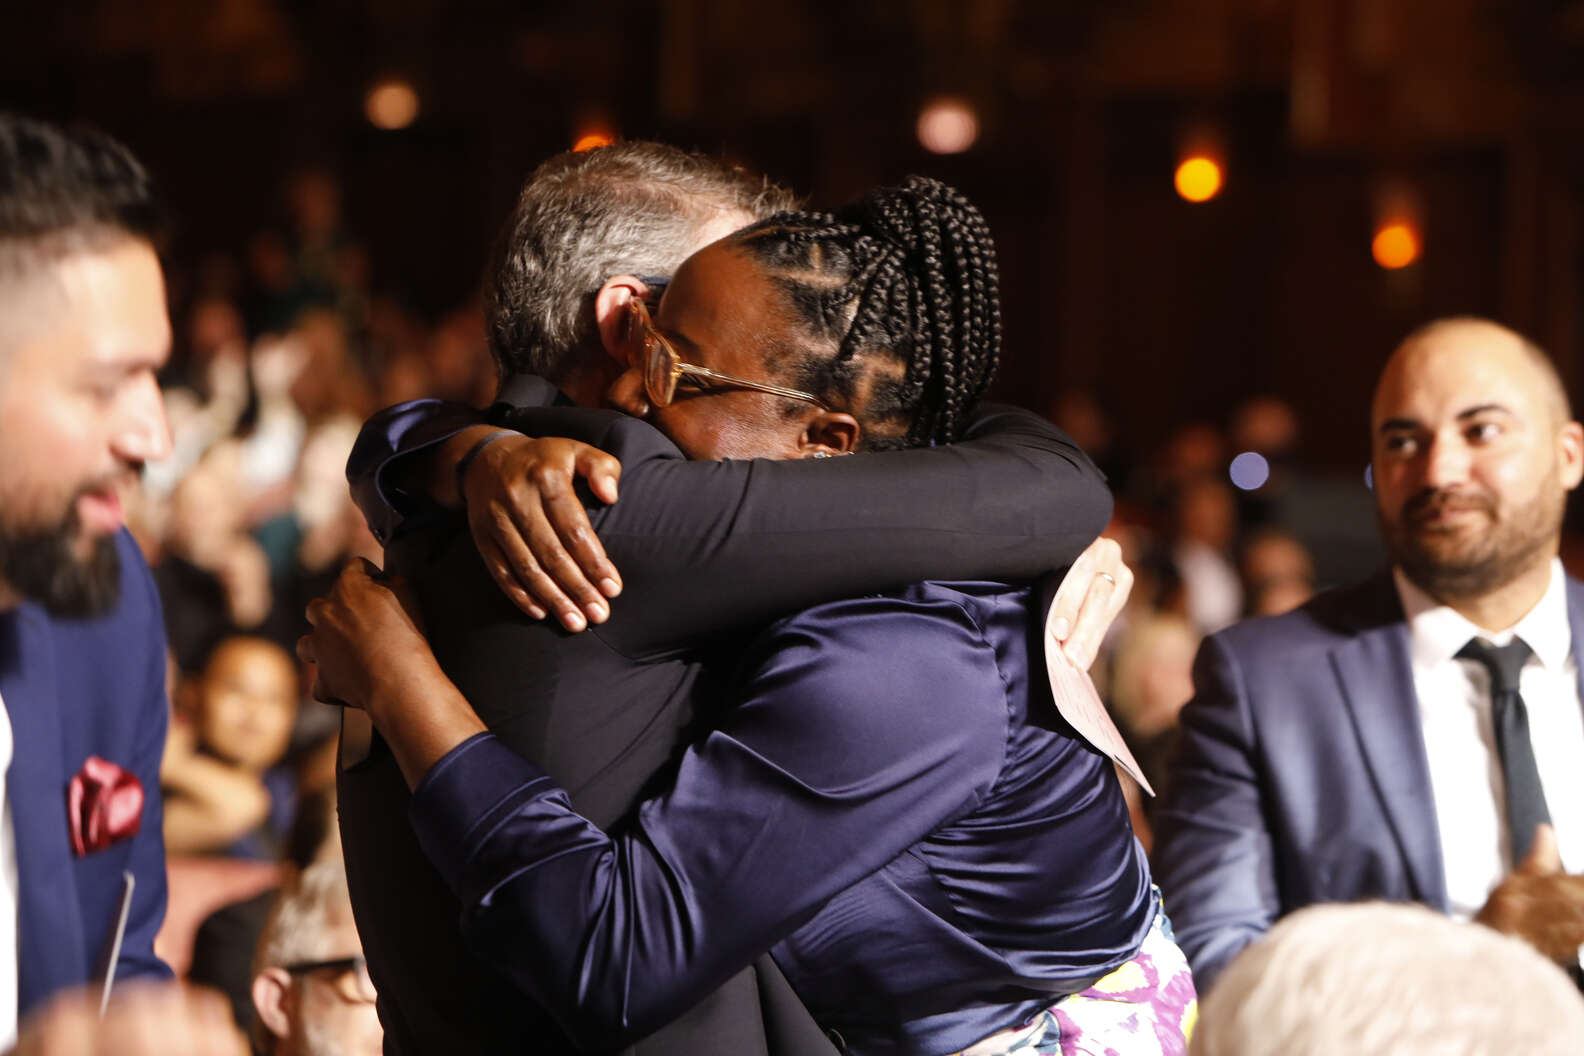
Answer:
[
  {"left": 259, "top": 416, "right": 381, "bottom": 652},
  {"left": 425, "top": 301, "right": 495, "bottom": 406},
  {"left": 287, "top": 310, "right": 371, "bottom": 427},
  {"left": 1172, "top": 475, "right": 1242, "bottom": 635},
  {"left": 1239, "top": 528, "right": 1315, "bottom": 617},
  {"left": 1049, "top": 389, "right": 1128, "bottom": 492},
  {"left": 162, "top": 637, "right": 298, "bottom": 858},
  {"left": 250, "top": 853, "right": 382, "bottom": 1056},
  {"left": 1156, "top": 318, "right": 1584, "bottom": 991},
  {"left": 1109, "top": 612, "right": 1200, "bottom": 800},
  {"left": 190, "top": 791, "right": 339, "bottom": 1035},
  {"left": 156, "top": 441, "right": 274, "bottom": 671},
  {"left": 1191, "top": 903, "right": 1584, "bottom": 1055},
  {"left": 239, "top": 331, "right": 311, "bottom": 509},
  {"left": 1158, "top": 422, "right": 1225, "bottom": 489},
  {"left": 1228, "top": 393, "right": 1384, "bottom": 589}
]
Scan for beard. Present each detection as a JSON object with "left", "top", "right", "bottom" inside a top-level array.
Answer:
[
  {"left": 1381, "top": 480, "right": 1563, "bottom": 603},
  {"left": 0, "top": 498, "right": 121, "bottom": 618}
]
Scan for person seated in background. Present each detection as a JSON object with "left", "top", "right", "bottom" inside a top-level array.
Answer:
[
  {"left": 155, "top": 441, "right": 274, "bottom": 672},
  {"left": 188, "top": 789, "right": 338, "bottom": 1035},
  {"left": 1155, "top": 318, "right": 1584, "bottom": 991},
  {"left": 162, "top": 636, "right": 298, "bottom": 857},
  {"left": 307, "top": 177, "right": 1195, "bottom": 1056},
  {"left": 250, "top": 845, "right": 381, "bottom": 1056},
  {"left": 1190, "top": 902, "right": 1584, "bottom": 1055},
  {"left": 1237, "top": 528, "right": 1314, "bottom": 618},
  {"left": 1108, "top": 611, "right": 1200, "bottom": 812}
]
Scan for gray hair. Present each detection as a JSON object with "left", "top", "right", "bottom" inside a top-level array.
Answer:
[
  {"left": 485, "top": 140, "right": 796, "bottom": 385},
  {"left": 1191, "top": 902, "right": 1584, "bottom": 1055},
  {"left": 254, "top": 856, "right": 353, "bottom": 973}
]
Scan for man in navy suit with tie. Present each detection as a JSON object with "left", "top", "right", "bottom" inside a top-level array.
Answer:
[
  {"left": 0, "top": 114, "right": 244, "bottom": 1053},
  {"left": 1156, "top": 317, "right": 1584, "bottom": 991}
]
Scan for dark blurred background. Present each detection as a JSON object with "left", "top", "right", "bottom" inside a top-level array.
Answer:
[{"left": 10, "top": 0, "right": 1584, "bottom": 469}]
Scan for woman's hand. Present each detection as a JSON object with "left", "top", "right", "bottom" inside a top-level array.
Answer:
[
  {"left": 460, "top": 433, "right": 624, "bottom": 632},
  {"left": 1046, "top": 535, "right": 1134, "bottom": 671}
]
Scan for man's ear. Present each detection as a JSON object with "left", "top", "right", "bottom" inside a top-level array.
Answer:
[
  {"left": 252, "top": 968, "right": 294, "bottom": 1045},
  {"left": 592, "top": 275, "right": 652, "bottom": 367},
  {"left": 800, "top": 411, "right": 861, "bottom": 457},
  {"left": 1559, "top": 421, "right": 1584, "bottom": 490}
]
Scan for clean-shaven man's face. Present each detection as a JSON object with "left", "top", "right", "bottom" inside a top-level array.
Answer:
[{"left": 0, "top": 236, "right": 172, "bottom": 615}]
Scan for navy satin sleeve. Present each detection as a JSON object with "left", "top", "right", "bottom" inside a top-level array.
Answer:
[{"left": 407, "top": 594, "right": 1009, "bottom": 1050}]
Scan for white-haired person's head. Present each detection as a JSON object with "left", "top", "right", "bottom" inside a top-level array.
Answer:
[
  {"left": 251, "top": 855, "right": 381, "bottom": 1056},
  {"left": 1191, "top": 902, "right": 1584, "bottom": 1055}
]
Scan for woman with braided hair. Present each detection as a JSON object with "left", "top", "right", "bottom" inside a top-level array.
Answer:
[{"left": 306, "top": 176, "right": 1195, "bottom": 1054}]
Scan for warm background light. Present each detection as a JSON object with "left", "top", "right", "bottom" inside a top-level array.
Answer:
[
  {"left": 573, "top": 129, "right": 615, "bottom": 152},
  {"left": 916, "top": 96, "right": 979, "bottom": 155},
  {"left": 1372, "top": 222, "right": 1421, "bottom": 269},
  {"left": 1175, "top": 156, "right": 1222, "bottom": 202},
  {"left": 365, "top": 80, "right": 419, "bottom": 130}
]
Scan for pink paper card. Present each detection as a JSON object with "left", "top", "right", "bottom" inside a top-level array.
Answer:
[{"left": 1043, "top": 602, "right": 1155, "bottom": 796}]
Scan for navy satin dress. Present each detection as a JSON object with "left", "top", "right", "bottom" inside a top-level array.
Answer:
[{"left": 410, "top": 581, "right": 1156, "bottom": 1055}]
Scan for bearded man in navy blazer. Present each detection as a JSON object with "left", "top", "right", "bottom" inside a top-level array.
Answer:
[
  {"left": 1157, "top": 317, "right": 1584, "bottom": 992},
  {"left": 0, "top": 114, "right": 244, "bottom": 1053}
]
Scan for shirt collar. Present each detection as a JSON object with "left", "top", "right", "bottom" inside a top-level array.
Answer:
[{"left": 1394, "top": 558, "right": 1571, "bottom": 671}]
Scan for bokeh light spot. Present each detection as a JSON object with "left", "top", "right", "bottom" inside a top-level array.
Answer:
[
  {"left": 573, "top": 130, "right": 616, "bottom": 152},
  {"left": 365, "top": 80, "right": 419, "bottom": 131},
  {"left": 916, "top": 97, "right": 979, "bottom": 155},
  {"left": 1175, "top": 157, "right": 1223, "bottom": 203},
  {"left": 1372, "top": 223, "right": 1420, "bottom": 269},
  {"left": 1229, "top": 451, "right": 1270, "bottom": 491}
]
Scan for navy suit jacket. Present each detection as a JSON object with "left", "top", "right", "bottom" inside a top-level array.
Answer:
[
  {"left": 1154, "top": 570, "right": 1584, "bottom": 991},
  {"left": 0, "top": 530, "right": 171, "bottom": 1018}
]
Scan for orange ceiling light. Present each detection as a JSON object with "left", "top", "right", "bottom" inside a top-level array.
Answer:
[
  {"left": 573, "top": 129, "right": 616, "bottom": 152},
  {"left": 365, "top": 80, "right": 419, "bottom": 130},
  {"left": 1372, "top": 222, "right": 1421, "bottom": 269},
  {"left": 916, "top": 96, "right": 979, "bottom": 155},
  {"left": 1174, "top": 156, "right": 1222, "bottom": 203}
]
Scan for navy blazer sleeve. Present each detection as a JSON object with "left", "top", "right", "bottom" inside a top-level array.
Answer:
[
  {"left": 348, "top": 392, "right": 1111, "bottom": 660},
  {"left": 1151, "top": 632, "right": 1279, "bottom": 991},
  {"left": 406, "top": 596, "right": 1008, "bottom": 1049}
]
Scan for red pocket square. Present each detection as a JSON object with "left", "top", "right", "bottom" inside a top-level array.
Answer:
[{"left": 67, "top": 756, "right": 143, "bottom": 856}]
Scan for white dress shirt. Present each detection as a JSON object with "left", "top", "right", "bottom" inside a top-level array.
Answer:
[{"left": 1396, "top": 559, "right": 1584, "bottom": 921}]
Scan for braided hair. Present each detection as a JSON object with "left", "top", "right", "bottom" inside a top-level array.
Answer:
[{"left": 728, "top": 176, "right": 1000, "bottom": 450}]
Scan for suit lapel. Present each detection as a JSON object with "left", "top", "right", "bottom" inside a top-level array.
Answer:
[
  {"left": 1566, "top": 579, "right": 1584, "bottom": 730},
  {"left": 1328, "top": 576, "right": 1448, "bottom": 909},
  {"left": 0, "top": 606, "right": 88, "bottom": 1009}
]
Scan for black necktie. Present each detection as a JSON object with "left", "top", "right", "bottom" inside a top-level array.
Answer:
[{"left": 1457, "top": 636, "right": 1551, "bottom": 864}]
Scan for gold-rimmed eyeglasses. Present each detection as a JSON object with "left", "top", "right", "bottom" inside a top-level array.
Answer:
[{"left": 625, "top": 296, "right": 826, "bottom": 410}]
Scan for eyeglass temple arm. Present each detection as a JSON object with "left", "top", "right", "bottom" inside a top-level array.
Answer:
[{"left": 674, "top": 363, "right": 826, "bottom": 406}]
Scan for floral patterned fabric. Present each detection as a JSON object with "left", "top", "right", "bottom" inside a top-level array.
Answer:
[{"left": 954, "top": 909, "right": 1197, "bottom": 1056}]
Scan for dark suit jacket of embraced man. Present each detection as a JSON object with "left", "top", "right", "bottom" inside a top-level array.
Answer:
[
  {"left": 339, "top": 373, "right": 1113, "bottom": 1054},
  {"left": 1156, "top": 317, "right": 1584, "bottom": 992}
]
